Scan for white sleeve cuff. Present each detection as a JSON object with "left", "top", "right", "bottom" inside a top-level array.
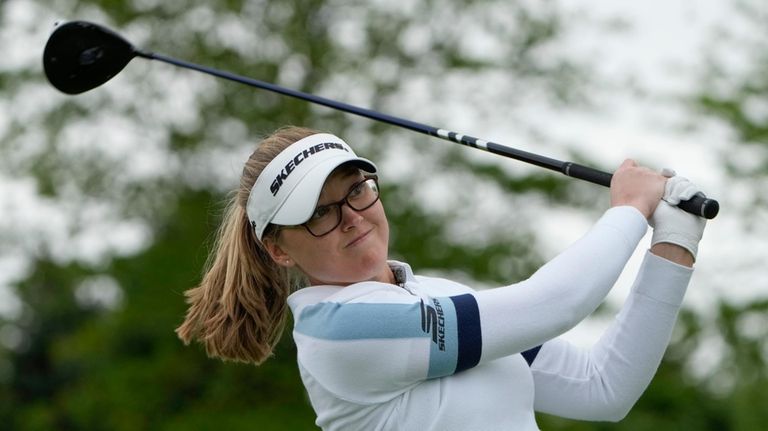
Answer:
[{"left": 633, "top": 251, "right": 693, "bottom": 306}]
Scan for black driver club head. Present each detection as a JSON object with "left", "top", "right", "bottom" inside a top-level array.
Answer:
[{"left": 43, "top": 21, "right": 139, "bottom": 94}]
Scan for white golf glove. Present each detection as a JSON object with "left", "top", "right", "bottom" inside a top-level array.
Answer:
[{"left": 649, "top": 171, "right": 707, "bottom": 261}]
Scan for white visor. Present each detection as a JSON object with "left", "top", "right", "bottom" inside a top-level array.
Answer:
[{"left": 246, "top": 133, "right": 377, "bottom": 240}]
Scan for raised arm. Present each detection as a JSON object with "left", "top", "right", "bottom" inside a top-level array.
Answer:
[
  {"left": 528, "top": 174, "right": 707, "bottom": 421},
  {"left": 475, "top": 205, "right": 647, "bottom": 362},
  {"left": 477, "top": 159, "right": 666, "bottom": 361},
  {"left": 529, "top": 251, "right": 692, "bottom": 421}
]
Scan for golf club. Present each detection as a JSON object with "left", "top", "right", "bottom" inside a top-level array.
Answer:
[{"left": 43, "top": 20, "right": 719, "bottom": 219}]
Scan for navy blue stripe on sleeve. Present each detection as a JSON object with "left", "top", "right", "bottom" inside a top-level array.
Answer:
[
  {"left": 450, "top": 294, "right": 482, "bottom": 373},
  {"left": 521, "top": 345, "right": 542, "bottom": 366}
]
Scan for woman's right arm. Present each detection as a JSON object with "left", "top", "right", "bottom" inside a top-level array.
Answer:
[
  {"left": 476, "top": 205, "right": 647, "bottom": 362},
  {"left": 478, "top": 159, "right": 665, "bottom": 362}
]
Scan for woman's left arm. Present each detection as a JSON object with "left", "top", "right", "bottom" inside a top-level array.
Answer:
[{"left": 529, "top": 249, "right": 693, "bottom": 421}]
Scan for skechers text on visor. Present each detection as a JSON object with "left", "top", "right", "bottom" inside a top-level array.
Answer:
[{"left": 246, "top": 133, "right": 377, "bottom": 240}]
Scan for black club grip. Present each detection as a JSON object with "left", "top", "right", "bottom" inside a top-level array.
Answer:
[
  {"left": 562, "top": 162, "right": 719, "bottom": 220},
  {"left": 676, "top": 193, "right": 719, "bottom": 219}
]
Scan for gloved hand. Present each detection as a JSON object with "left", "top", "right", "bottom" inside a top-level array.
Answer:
[{"left": 649, "top": 171, "right": 707, "bottom": 261}]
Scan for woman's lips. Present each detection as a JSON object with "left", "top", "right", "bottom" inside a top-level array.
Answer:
[{"left": 345, "top": 228, "right": 373, "bottom": 248}]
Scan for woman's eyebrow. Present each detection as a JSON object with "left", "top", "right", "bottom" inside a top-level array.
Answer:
[{"left": 317, "top": 173, "right": 363, "bottom": 204}]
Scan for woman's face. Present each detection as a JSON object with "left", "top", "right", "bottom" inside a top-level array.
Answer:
[{"left": 265, "top": 168, "right": 393, "bottom": 286}]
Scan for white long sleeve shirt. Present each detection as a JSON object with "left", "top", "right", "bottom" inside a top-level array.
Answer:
[{"left": 286, "top": 206, "right": 694, "bottom": 430}]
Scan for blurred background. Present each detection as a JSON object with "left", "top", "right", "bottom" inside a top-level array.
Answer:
[{"left": 1, "top": 0, "right": 766, "bottom": 429}]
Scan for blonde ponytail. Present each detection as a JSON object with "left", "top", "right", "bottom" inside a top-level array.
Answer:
[{"left": 176, "top": 126, "right": 319, "bottom": 364}]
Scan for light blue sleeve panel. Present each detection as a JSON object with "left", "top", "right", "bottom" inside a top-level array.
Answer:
[{"left": 296, "top": 302, "right": 425, "bottom": 340}]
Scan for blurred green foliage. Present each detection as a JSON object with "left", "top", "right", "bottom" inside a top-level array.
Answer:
[{"left": 1, "top": 0, "right": 766, "bottom": 430}]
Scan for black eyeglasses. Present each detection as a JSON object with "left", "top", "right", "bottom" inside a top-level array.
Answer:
[{"left": 294, "top": 177, "right": 380, "bottom": 237}]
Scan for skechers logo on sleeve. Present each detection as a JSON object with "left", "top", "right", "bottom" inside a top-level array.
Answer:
[
  {"left": 270, "top": 142, "right": 349, "bottom": 196},
  {"left": 420, "top": 299, "right": 446, "bottom": 351}
]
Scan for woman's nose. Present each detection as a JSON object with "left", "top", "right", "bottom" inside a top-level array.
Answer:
[{"left": 340, "top": 203, "right": 364, "bottom": 230}]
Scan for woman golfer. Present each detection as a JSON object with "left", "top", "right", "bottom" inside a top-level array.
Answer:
[{"left": 177, "top": 126, "right": 706, "bottom": 430}]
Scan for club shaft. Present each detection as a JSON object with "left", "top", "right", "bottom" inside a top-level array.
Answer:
[{"left": 136, "top": 50, "right": 719, "bottom": 219}]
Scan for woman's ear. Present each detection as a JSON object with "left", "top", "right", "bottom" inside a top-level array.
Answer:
[{"left": 262, "top": 237, "right": 295, "bottom": 268}]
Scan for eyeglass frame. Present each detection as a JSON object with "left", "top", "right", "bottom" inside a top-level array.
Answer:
[{"left": 277, "top": 175, "right": 381, "bottom": 238}]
